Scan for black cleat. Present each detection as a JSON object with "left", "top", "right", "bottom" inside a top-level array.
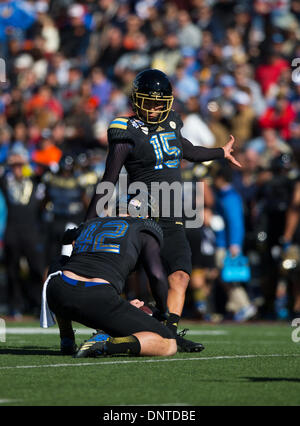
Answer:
[
  {"left": 74, "top": 332, "right": 110, "bottom": 358},
  {"left": 176, "top": 329, "right": 205, "bottom": 353}
]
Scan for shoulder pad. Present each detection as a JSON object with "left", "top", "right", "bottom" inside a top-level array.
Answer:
[
  {"left": 141, "top": 219, "right": 163, "bottom": 248},
  {"left": 108, "top": 117, "right": 129, "bottom": 131},
  {"left": 108, "top": 119, "right": 133, "bottom": 144}
]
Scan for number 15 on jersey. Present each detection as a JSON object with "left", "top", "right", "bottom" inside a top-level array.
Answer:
[{"left": 149, "top": 132, "right": 181, "bottom": 170}]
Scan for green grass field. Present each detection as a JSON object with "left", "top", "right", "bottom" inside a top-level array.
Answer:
[{"left": 0, "top": 320, "right": 299, "bottom": 406}]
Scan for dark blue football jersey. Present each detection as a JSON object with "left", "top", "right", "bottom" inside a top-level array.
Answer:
[
  {"left": 108, "top": 110, "right": 186, "bottom": 220},
  {"left": 108, "top": 110, "right": 184, "bottom": 189},
  {"left": 63, "top": 216, "right": 163, "bottom": 293}
]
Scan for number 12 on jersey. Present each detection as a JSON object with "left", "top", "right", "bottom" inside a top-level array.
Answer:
[{"left": 149, "top": 132, "right": 181, "bottom": 169}]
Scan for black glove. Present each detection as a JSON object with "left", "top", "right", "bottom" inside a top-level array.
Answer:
[{"left": 61, "top": 226, "right": 80, "bottom": 245}]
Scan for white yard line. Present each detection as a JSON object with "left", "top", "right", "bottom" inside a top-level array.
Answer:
[
  {"left": 178, "top": 330, "right": 228, "bottom": 335},
  {"left": 0, "top": 399, "right": 19, "bottom": 404},
  {"left": 0, "top": 354, "right": 299, "bottom": 371}
]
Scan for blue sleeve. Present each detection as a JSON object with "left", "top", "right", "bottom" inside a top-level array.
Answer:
[
  {"left": 0, "top": 189, "right": 7, "bottom": 240},
  {"left": 215, "top": 228, "right": 227, "bottom": 248},
  {"left": 222, "top": 192, "right": 245, "bottom": 248}
]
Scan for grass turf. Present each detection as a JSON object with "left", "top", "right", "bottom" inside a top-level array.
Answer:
[{"left": 0, "top": 321, "right": 299, "bottom": 406}]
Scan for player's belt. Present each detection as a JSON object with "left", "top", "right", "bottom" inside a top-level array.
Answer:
[{"left": 61, "top": 273, "right": 109, "bottom": 287}]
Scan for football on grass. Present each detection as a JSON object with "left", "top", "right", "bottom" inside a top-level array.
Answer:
[{"left": 139, "top": 305, "right": 153, "bottom": 315}]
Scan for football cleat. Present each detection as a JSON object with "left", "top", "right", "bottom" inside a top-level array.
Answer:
[
  {"left": 176, "top": 329, "right": 205, "bottom": 353},
  {"left": 60, "top": 337, "right": 78, "bottom": 355},
  {"left": 74, "top": 332, "right": 110, "bottom": 358}
]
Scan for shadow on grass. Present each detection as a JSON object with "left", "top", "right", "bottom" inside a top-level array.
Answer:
[
  {"left": 145, "top": 377, "right": 300, "bottom": 384},
  {"left": 244, "top": 377, "right": 300, "bottom": 383},
  {"left": 0, "top": 347, "right": 61, "bottom": 356}
]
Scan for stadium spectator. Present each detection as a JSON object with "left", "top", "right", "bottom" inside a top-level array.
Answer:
[
  {"left": 180, "top": 96, "right": 216, "bottom": 148},
  {"left": 177, "top": 9, "right": 202, "bottom": 49},
  {"left": 42, "top": 154, "right": 89, "bottom": 266},
  {"left": 247, "top": 127, "right": 292, "bottom": 170},
  {"left": 59, "top": 67, "right": 84, "bottom": 115},
  {"left": 255, "top": 51, "right": 289, "bottom": 98},
  {"left": 205, "top": 101, "right": 229, "bottom": 148},
  {"left": 233, "top": 62, "right": 266, "bottom": 116},
  {"left": 91, "top": 67, "right": 112, "bottom": 107},
  {"left": 31, "top": 128, "right": 62, "bottom": 170},
  {"left": 24, "top": 85, "right": 64, "bottom": 129},
  {"left": 194, "top": 2, "right": 224, "bottom": 43},
  {"left": 230, "top": 90, "right": 256, "bottom": 147},
  {"left": 173, "top": 62, "right": 200, "bottom": 102},
  {"left": 0, "top": 127, "right": 11, "bottom": 164},
  {"left": 255, "top": 152, "right": 295, "bottom": 318},
  {"left": 259, "top": 93, "right": 296, "bottom": 141},
  {"left": 114, "top": 31, "right": 151, "bottom": 75},
  {"left": 0, "top": 145, "right": 45, "bottom": 318},
  {"left": 122, "top": 13, "right": 143, "bottom": 50},
  {"left": 222, "top": 27, "right": 247, "bottom": 65},
  {"left": 151, "top": 32, "right": 181, "bottom": 76},
  {"left": 39, "top": 15, "right": 60, "bottom": 55},
  {"left": 213, "top": 165, "right": 257, "bottom": 321},
  {"left": 213, "top": 74, "right": 237, "bottom": 122},
  {"left": 187, "top": 205, "right": 218, "bottom": 320},
  {"left": 0, "top": 0, "right": 36, "bottom": 57},
  {"left": 95, "top": 26, "right": 126, "bottom": 78},
  {"left": 282, "top": 176, "right": 300, "bottom": 318},
  {"left": 59, "top": 3, "right": 92, "bottom": 59},
  {"left": 0, "top": 188, "right": 7, "bottom": 261}
]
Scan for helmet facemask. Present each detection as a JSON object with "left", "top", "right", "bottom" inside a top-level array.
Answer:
[{"left": 132, "top": 92, "right": 174, "bottom": 124}]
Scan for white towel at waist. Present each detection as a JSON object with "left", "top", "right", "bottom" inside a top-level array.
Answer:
[{"left": 40, "top": 271, "right": 62, "bottom": 328}]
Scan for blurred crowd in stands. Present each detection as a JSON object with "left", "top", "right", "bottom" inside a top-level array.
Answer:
[{"left": 0, "top": 0, "right": 300, "bottom": 322}]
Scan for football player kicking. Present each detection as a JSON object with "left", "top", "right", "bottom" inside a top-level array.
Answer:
[
  {"left": 44, "top": 195, "right": 178, "bottom": 358},
  {"left": 85, "top": 69, "right": 241, "bottom": 352}
]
